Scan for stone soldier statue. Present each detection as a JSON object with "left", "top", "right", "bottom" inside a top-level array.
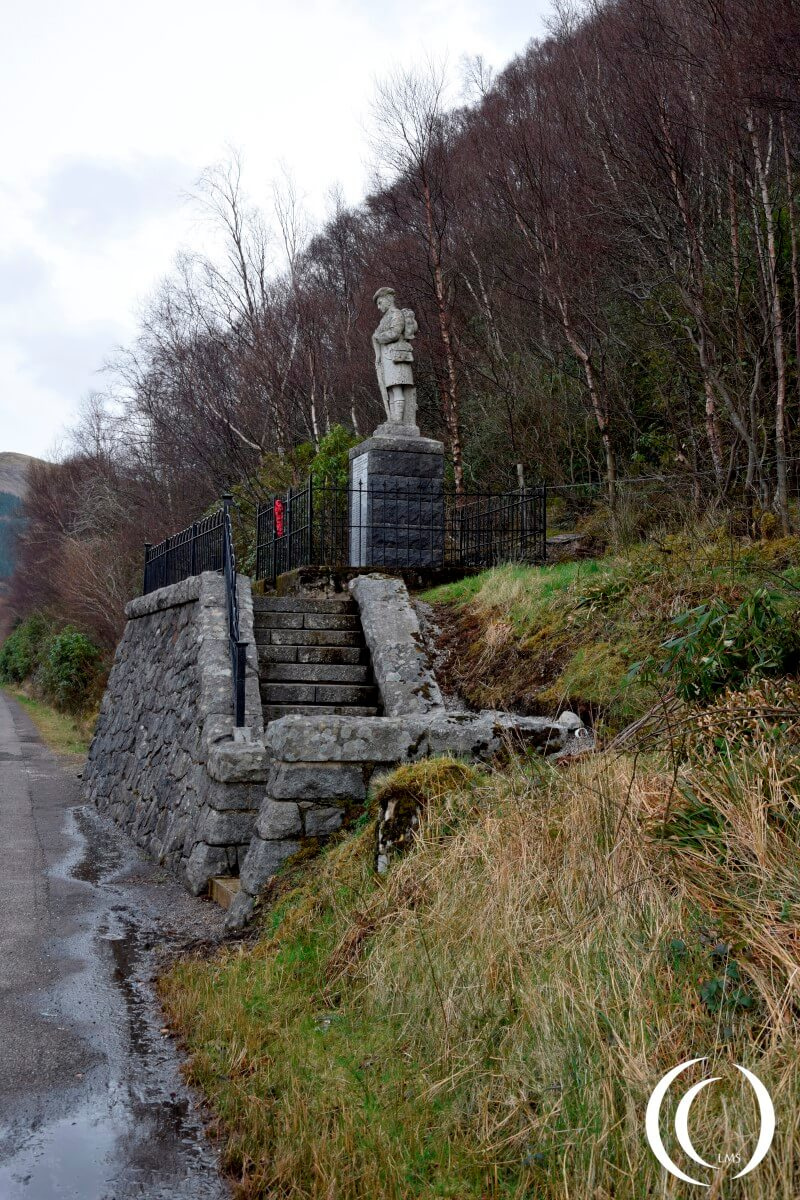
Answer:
[{"left": 372, "top": 286, "right": 419, "bottom": 434}]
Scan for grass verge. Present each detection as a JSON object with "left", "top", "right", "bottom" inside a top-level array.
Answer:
[
  {"left": 1, "top": 684, "right": 94, "bottom": 759},
  {"left": 422, "top": 522, "right": 800, "bottom": 733},
  {"left": 159, "top": 728, "right": 800, "bottom": 1198}
]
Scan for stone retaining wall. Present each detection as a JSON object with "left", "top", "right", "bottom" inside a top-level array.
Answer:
[
  {"left": 86, "top": 568, "right": 591, "bottom": 923},
  {"left": 83, "top": 572, "right": 269, "bottom": 894},
  {"left": 226, "top": 706, "right": 586, "bottom": 928}
]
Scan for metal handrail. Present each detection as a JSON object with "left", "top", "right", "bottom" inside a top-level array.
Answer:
[{"left": 222, "top": 494, "right": 247, "bottom": 728}]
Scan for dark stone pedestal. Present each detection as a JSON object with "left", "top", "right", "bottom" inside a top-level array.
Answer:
[{"left": 348, "top": 433, "right": 445, "bottom": 568}]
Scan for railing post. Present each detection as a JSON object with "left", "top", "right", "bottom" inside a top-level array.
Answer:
[
  {"left": 307, "top": 475, "right": 314, "bottom": 564},
  {"left": 222, "top": 492, "right": 232, "bottom": 573},
  {"left": 143, "top": 542, "right": 151, "bottom": 594},
  {"left": 235, "top": 641, "right": 247, "bottom": 727},
  {"left": 190, "top": 521, "right": 198, "bottom": 575},
  {"left": 165, "top": 535, "right": 171, "bottom": 588}
]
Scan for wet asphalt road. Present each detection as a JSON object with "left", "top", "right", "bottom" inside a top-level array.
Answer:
[{"left": 0, "top": 691, "right": 231, "bottom": 1199}]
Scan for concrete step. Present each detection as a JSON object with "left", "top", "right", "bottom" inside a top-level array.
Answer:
[
  {"left": 261, "top": 682, "right": 380, "bottom": 706},
  {"left": 253, "top": 611, "right": 361, "bottom": 631},
  {"left": 263, "top": 663, "right": 371, "bottom": 685},
  {"left": 253, "top": 596, "right": 357, "bottom": 614},
  {"left": 257, "top": 628, "right": 364, "bottom": 648},
  {"left": 257, "top": 644, "right": 366, "bottom": 666},
  {"left": 263, "top": 703, "right": 380, "bottom": 721},
  {"left": 209, "top": 876, "right": 241, "bottom": 910}
]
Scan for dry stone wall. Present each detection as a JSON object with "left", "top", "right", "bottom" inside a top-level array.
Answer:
[{"left": 83, "top": 572, "right": 269, "bottom": 894}]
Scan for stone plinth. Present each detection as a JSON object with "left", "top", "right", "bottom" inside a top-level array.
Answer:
[{"left": 348, "top": 433, "right": 445, "bottom": 568}]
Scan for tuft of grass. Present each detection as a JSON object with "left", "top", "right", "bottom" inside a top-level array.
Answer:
[
  {"left": 159, "top": 733, "right": 800, "bottom": 1198},
  {"left": 2, "top": 685, "right": 95, "bottom": 759}
]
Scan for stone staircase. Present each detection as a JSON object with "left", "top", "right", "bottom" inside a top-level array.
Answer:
[{"left": 253, "top": 596, "right": 381, "bottom": 722}]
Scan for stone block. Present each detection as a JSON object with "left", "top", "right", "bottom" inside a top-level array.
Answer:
[
  {"left": 268, "top": 628, "right": 363, "bottom": 647},
  {"left": 258, "top": 644, "right": 298, "bottom": 663},
  {"left": 184, "top": 842, "right": 230, "bottom": 895},
  {"left": 314, "top": 683, "right": 378, "bottom": 705},
  {"left": 239, "top": 836, "right": 300, "bottom": 895},
  {"left": 224, "top": 889, "right": 255, "bottom": 931},
  {"left": 261, "top": 682, "right": 316, "bottom": 704},
  {"left": 264, "top": 663, "right": 370, "bottom": 684},
  {"left": 256, "top": 798, "right": 303, "bottom": 839},
  {"left": 296, "top": 646, "right": 364, "bottom": 665},
  {"left": 197, "top": 806, "right": 256, "bottom": 845},
  {"left": 257, "top": 611, "right": 304, "bottom": 628},
  {"left": 301, "top": 804, "right": 345, "bottom": 836},
  {"left": 207, "top": 740, "right": 271, "bottom": 783},
  {"left": 263, "top": 704, "right": 380, "bottom": 721},
  {"left": 253, "top": 596, "right": 357, "bottom": 614},
  {"left": 268, "top": 762, "right": 367, "bottom": 801},
  {"left": 350, "top": 574, "right": 443, "bottom": 716},
  {"left": 266, "top": 713, "right": 423, "bottom": 763},
  {"left": 302, "top": 612, "right": 361, "bottom": 630}
]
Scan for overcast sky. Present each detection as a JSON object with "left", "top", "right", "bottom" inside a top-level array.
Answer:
[{"left": 0, "top": 0, "right": 549, "bottom": 460}]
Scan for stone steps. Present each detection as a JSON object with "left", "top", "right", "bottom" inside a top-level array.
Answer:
[
  {"left": 257, "top": 628, "right": 364, "bottom": 647},
  {"left": 258, "top": 644, "right": 366, "bottom": 665},
  {"left": 253, "top": 595, "right": 380, "bottom": 724},
  {"left": 262, "top": 662, "right": 371, "bottom": 684},
  {"left": 260, "top": 681, "right": 380, "bottom": 706},
  {"left": 256, "top": 611, "right": 362, "bottom": 631},
  {"left": 263, "top": 703, "right": 380, "bottom": 721},
  {"left": 252, "top": 596, "right": 357, "bottom": 614}
]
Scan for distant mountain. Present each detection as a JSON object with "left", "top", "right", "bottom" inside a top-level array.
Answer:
[
  {"left": 0, "top": 452, "right": 45, "bottom": 593},
  {"left": 0, "top": 451, "right": 43, "bottom": 501}
]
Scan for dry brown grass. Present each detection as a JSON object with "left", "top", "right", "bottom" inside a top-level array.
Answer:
[{"left": 160, "top": 734, "right": 800, "bottom": 1198}]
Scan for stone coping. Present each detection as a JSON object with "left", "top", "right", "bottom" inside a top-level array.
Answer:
[
  {"left": 348, "top": 434, "right": 444, "bottom": 458},
  {"left": 264, "top": 708, "right": 586, "bottom": 764},
  {"left": 125, "top": 575, "right": 202, "bottom": 619},
  {"left": 349, "top": 573, "right": 443, "bottom": 716}
]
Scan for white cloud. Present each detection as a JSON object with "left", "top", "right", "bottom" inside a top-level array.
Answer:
[{"left": 0, "top": 0, "right": 549, "bottom": 457}]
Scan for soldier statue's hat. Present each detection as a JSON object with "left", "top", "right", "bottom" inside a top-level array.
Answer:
[{"left": 373, "top": 286, "right": 395, "bottom": 301}]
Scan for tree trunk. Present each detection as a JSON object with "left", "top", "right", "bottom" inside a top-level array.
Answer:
[
  {"left": 749, "top": 110, "right": 790, "bottom": 534},
  {"left": 423, "top": 178, "right": 464, "bottom": 495},
  {"left": 781, "top": 114, "right": 800, "bottom": 404}
]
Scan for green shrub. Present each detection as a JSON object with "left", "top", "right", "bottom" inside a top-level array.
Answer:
[
  {"left": 310, "top": 424, "right": 360, "bottom": 489},
  {"left": 0, "top": 612, "right": 53, "bottom": 683},
  {"left": 630, "top": 588, "right": 800, "bottom": 703},
  {"left": 35, "top": 627, "right": 101, "bottom": 712}
]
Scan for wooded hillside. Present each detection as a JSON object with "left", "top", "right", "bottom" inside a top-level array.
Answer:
[{"left": 7, "top": 0, "right": 800, "bottom": 643}]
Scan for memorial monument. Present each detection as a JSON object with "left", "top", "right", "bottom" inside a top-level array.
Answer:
[{"left": 349, "top": 287, "right": 445, "bottom": 568}]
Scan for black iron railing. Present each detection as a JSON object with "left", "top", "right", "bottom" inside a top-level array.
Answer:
[
  {"left": 255, "top": 478, "right": 546, "bottom": 584},
  {"left": 141, "top": 498, "right": 247, "bottom": 727},
  {"left": 143, "top": 510, "right": 224, "bottom": 594}
]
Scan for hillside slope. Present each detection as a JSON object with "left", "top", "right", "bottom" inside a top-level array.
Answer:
[
  {"left": 422, "top": 525, "right": 800, "bottom": 735},
  {"left": 159, "top": 526, "right": 800, "bottom": 1198}
]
